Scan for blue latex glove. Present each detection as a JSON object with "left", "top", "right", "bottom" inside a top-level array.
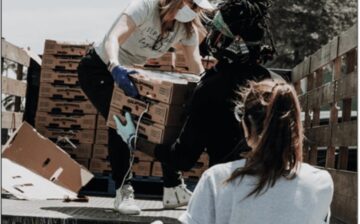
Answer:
[
  {"left": 113, "top": 112, "right": 136, "bottom": 150},
  {"left": 111, "top": 65, "right": 139, "bottom": 98}
]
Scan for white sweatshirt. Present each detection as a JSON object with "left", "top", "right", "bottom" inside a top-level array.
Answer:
[{"left": 179, "top": 159, "right": 334, "bottom": 224}]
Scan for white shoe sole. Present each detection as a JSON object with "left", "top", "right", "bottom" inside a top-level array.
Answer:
[
  {"left": 163, "top": 201, "right": 189, "bottom": 209},
  {"left": 115, "top": 208, "right": 141, "bottom": 215}
]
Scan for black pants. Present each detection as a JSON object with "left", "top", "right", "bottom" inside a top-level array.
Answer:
[{"left": 77, "top": 49, "right": 181, "bottom": 188}]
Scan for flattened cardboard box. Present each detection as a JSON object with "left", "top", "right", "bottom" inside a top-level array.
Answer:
[
  {"left": 39, "top": 83, "right": 87, "bottom": 100},
  {"left": 129, "top": 68, "right": 199, "bottom": 105},
  {"left": 37, "top": 97, "right": 97, "bottom": 114},
  {"left": 44, "top": 39, "right": 90, "bottom": 57},
  {"left": 42, "top": 54, "right": 81, "bottom": 71},
  {"left": 40, "top": 68, "right": 79, "bottom": 86},
  {"left": 108, "top": 107, "right": 182, "bottom": 144},
  {"left": 35, "top": 112, "right": 96, "bottom": 129},
  {"left": 110, "top": 88, "right": 185, "bottom": 126},
  {"left": 36, "top": 126, "right": 95, "bottom": 144},
  {"left": 2, "top": 122, "right": 93, "bottom": 200}
]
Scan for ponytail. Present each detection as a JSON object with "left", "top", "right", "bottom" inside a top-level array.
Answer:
[{"left": 227, "top": 80, "right": 303, "bottom": 198}]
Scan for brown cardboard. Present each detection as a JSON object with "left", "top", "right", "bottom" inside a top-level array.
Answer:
[
  {"left": 92, "top": 144, "right": 108, "bottom": 159},
  {"left": 151, "top": 161, "right": 163, "bottom": 177},
  {"left": 36, "top": 126, "right": 95, "bottom": 144},
  {"left": 44, "top": 39, "right": 90, "bottom": 57},
  {"left": 110, "top": 88, "right": 185, "bottom": 126},
  {"left": 95, "top": 129, "right": 108, "bottom": 145},
  {"left": 146, "top": 52, "right": 175, "bottom": 67},
  {"left": 175, "top": 52, "right": 187, "bottom": 68},
  {"left": 37, "top": 97, "right": 97, "bottom": 114},
  {"left": 129, "top": 69, "right": 199, "bottom": 105},
  {"left": 35, "top": 112, "right": 96, "bottom": 129},
  {"left": 89, "top": 158, "right": 111, "bottom": 173},
  {"left": 107, "top": 107, "right": 181, "bottom": 144},
  {"left": 2, "top": 122, "right": 93, "bottom": 197},
  {"left": 40, "top": 68, "right": 79, "bottom": 86},
  {"left": 59, "top": 143, "right": 93, "bottom": 159},
  {"left": 132, "top": 161, "right": 152, "bottom": 176},
  {"left": 96, "top": 114, "right": 108, "bottom": 130},
  {"left": 39, "top": 83, "right": 87, "bottom": 100},
  {"left": 133, "top": 150, "right": 154, "bottom": 162},
  {"left": 74, "top": 158, "right": 90, "bottom": 169},
  {"left": 42, "top": 54, "right": 81, "bottom": 71}
]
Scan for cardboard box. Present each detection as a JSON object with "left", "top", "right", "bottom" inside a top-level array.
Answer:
[
  {"left": 40, "top": 68, "right": 79, "bottom": 86},
  {"left": 96, "top": 114, "right": 108, "bottom": 130},
  {"left": 133, "top": 150, "right": 154, "bottom": 162},
  {"left": 107, "top": 108, "right": 181, "bottom": 144},
  {"left": 2, "top": 122, "right": 93, "bottom": 200},
  {"left": 110, "top": 88, "right": 185, "bottom": 126},
  {"left": 39, "top": 83, "right": 87, "bottom": 100},
  {"left": 42, "top": 54, "right": 81, "bottom": 71},
  {"left": 37, "top": 97, "right": 97, "bottom": 114},
  {"left": 95, "top": 129, "right": 108, "bottom": 145},
  {"left": 35, "top": 112, "right": 96, "bottom": 129},
  {"left": 36, "top": 126, "right": 95, "bottom": 144},
  {"left": 175, "top": 52, "right": 187, "bottom": 68},
  {"left": 57, "top": 142, "right": 93, "bottom": 159},
  {"left": 92, "top": 144, "right": 108, "bottom": 159},
  {"left": 129, "top": 68, "right": 199, "bottom": 105},
  {"left": 44, "top": 39, "right": 90, "bottom": 57},
  {"left": 89, "top": 158, "right": 111, "bottom": 173},
  {"left": 151, "top": 161, "right": 163, "bottom": 177},
  {"left": 132, "top": 161, "right": 152, "bottom": 177},
  {"left": 146, "top": 52, "right": 175, "bottom": 67}
]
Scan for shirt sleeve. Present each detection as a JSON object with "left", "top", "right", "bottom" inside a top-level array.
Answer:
[
  {"left": 178, "top": 171, "right": 216, "bottom": 224},
  {"left": 180, "top": 28, "right": 199, "bottom": 46},
  {"left": 123, "top": 0, "right": 151, "bottom": 26}
]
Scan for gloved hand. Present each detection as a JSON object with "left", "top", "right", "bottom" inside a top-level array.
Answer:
[
  {"left": 110, "top": 65, "right": 139, "bottom": 98},
  {"left": 113, "top": 112, "right": 136, "bottom": 150}
]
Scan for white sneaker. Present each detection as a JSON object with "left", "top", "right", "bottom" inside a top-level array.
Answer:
[
  {"left": 163, "top": 183, "right": 192, "bottom": 209},
  {"left": 114, "top": 184, "right": 141, "bottom": 215}
]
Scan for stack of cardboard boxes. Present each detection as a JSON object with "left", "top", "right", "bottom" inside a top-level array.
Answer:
[
  {"left": 106, "top": 63, "right": 209, "bottom": 179},
  {"left": 35, "top": 40, "right": 210, "bottom": 181},
  {"left": 35, "top": 40, "right": 108, "bottom": 173}
]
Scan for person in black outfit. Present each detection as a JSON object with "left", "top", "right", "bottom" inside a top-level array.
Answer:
[{"left": 116, "top": 0, "right": 280, "bottom": 186}]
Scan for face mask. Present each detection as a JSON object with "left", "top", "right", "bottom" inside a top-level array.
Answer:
[{"left": 175, "top": 5, "right": 197, "bottom": 23}]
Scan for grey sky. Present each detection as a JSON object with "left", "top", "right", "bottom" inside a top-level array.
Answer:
[{"left": 3, "top": 0, "right": 131, "bottom": 54}]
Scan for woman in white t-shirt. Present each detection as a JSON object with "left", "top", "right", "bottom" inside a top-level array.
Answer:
[
  {"left": 179, "top": 79, "right": 334, "bottom": 224},
  {"left": 77, "top": 0, "right": 214, "bottom": 215}
]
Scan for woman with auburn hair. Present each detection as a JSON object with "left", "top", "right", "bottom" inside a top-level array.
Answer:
[
  {"left": 77, "top": 0, "right": 214, "bottom": 215},
  {"left": 179, "top": 79, "right": 334, "bottom": 224}
]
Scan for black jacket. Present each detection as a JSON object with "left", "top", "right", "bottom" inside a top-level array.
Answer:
[{"left": 155, "top": 61, "right": 272, "bottom": 171}]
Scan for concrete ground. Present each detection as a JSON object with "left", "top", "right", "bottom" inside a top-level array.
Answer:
[
  {"left": 2, "top": 193, "right": 183, "bottom": 224},
  {"left": 1, "top": 193, "right": 348, "bottom": 224}
]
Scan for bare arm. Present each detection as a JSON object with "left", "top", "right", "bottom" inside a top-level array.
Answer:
[
  {"left": 181, "top": 44, "right": 204, "bottom": 75},
  {"left": 104, "top": 14, "right": 136, "bottom": 66}
]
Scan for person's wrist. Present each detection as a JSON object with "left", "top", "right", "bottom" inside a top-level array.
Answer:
[
  {"left": 107, "top": 60, "right": 120, "bottom": 72},
  {"left": 127, "top": 133, "right": 136, "bottom": 151}
]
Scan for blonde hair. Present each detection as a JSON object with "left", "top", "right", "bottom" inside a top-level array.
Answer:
[{"left": 159, "top": 0, "right": 209, "bottom": 39}]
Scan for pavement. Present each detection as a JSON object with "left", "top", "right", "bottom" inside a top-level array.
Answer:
[{"left": 1, "top": 193, "right": 347, "bottom": 224}]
